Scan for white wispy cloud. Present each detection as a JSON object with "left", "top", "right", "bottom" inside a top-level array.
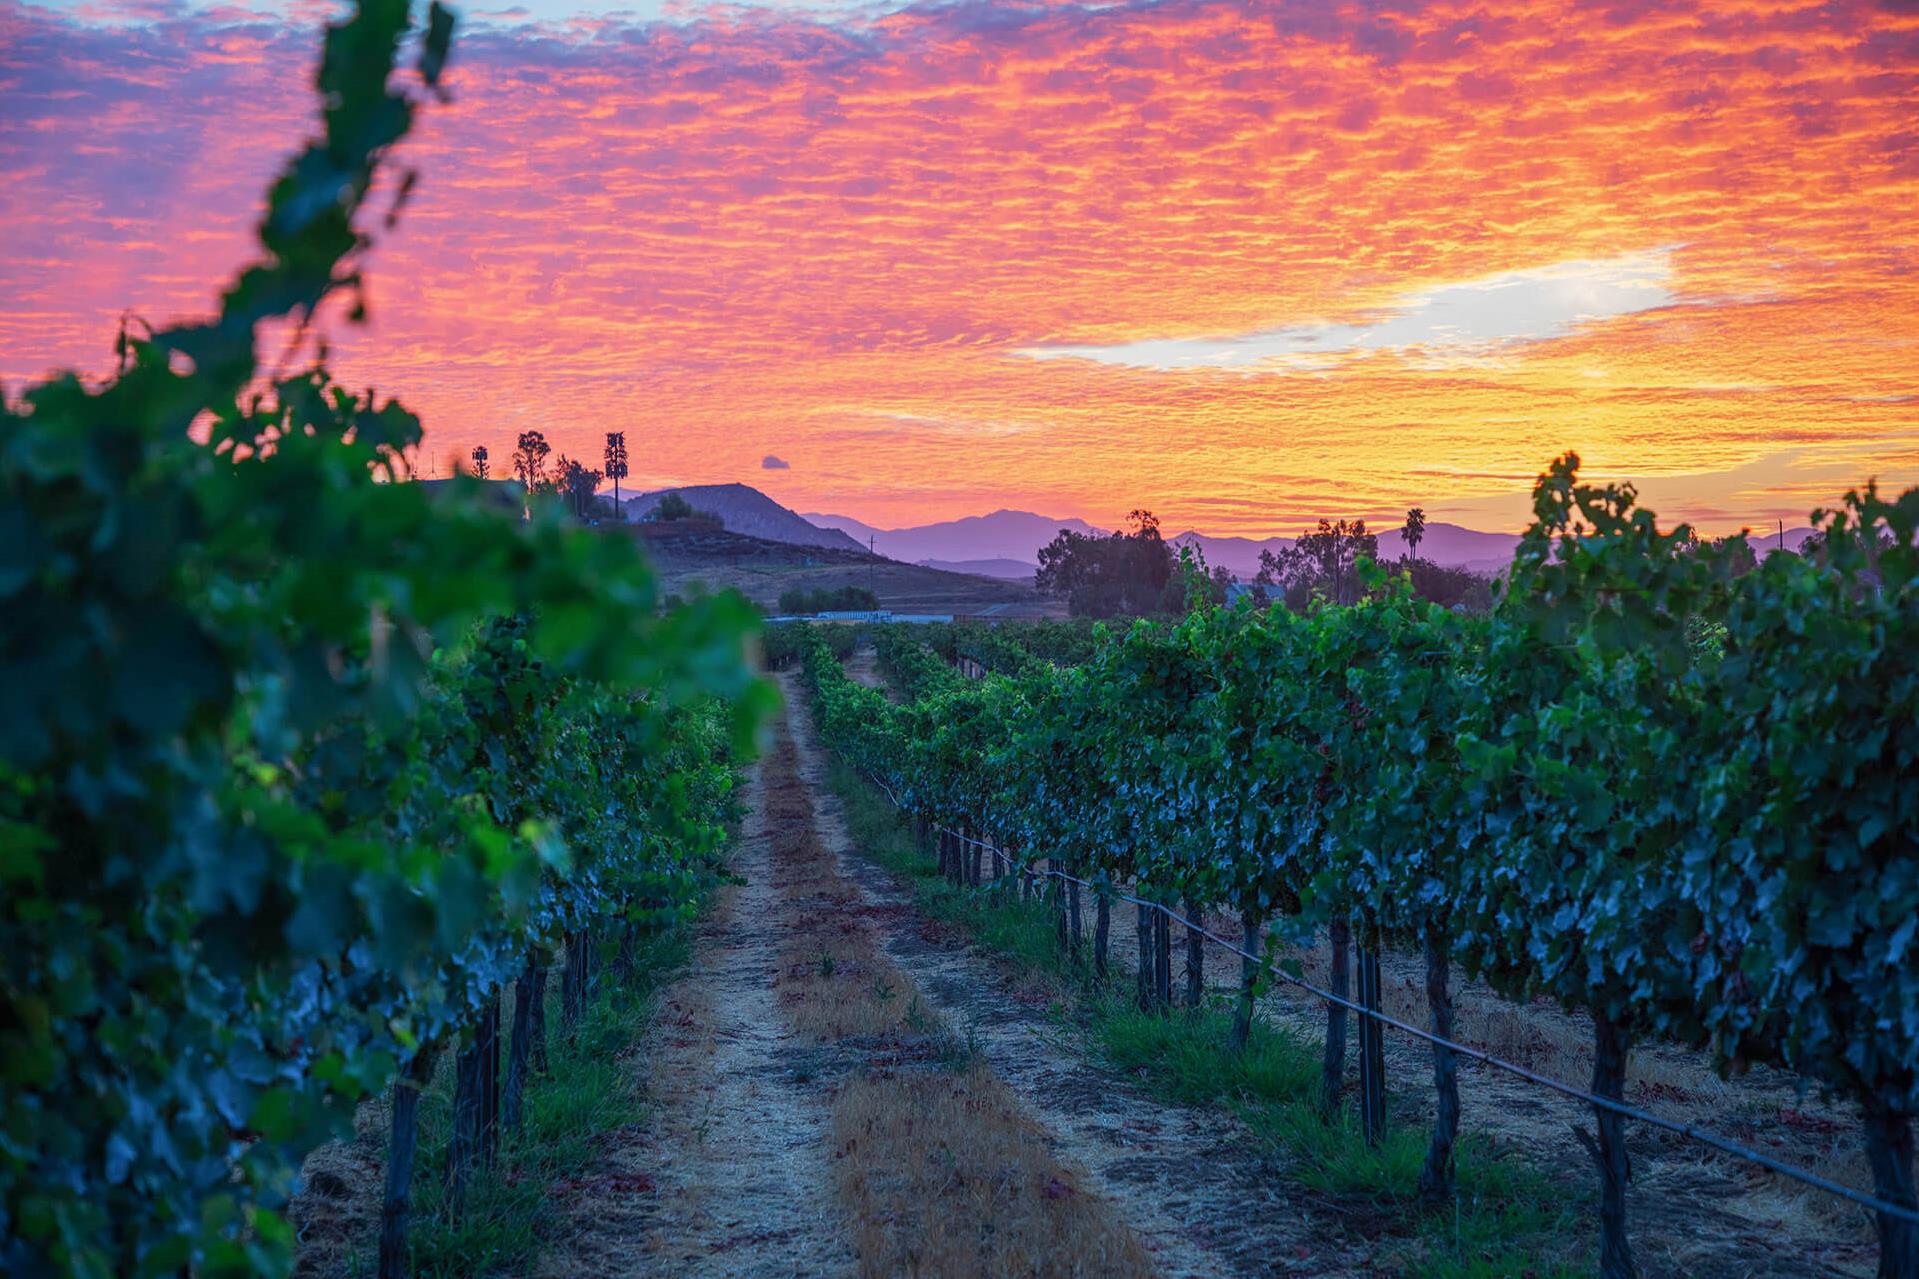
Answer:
[{"left": 1016, "top": 248, "right": 1679, "bottom": 371}]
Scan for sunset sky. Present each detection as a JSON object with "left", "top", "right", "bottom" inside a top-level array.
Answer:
[{"left": 3, "top": 0, "right": 1916, "bottom": 534}]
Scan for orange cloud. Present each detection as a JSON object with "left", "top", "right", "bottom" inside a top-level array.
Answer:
[{"left": 3, "top": 0, "right": 1916, "bottom": 533}]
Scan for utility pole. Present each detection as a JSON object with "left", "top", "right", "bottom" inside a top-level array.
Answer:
[{"left": 1778, "top": 519, "right": 1784, "bottom": 553}]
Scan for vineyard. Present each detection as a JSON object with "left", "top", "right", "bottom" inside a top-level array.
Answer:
[
  {"left": 6, "top": 1, "right": 1917, "bottom": 1277},
  {"left": 789, "top": 464, "right": 1919, "bottom": 1279}
]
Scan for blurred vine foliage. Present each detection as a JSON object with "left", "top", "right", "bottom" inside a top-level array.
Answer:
[
  {"left": 791, "top": 460, "right": 1919, "bottom": 1279},
  {"left": 0, "top": 1, "right": 764, "bottom": 1274}
]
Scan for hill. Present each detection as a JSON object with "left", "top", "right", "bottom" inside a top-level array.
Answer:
[
  {"left": 625, "top": 520, "right": 1061, "bottom": 617},
  {"left": 627, "top": 483, "right": 867, "bottom": 553}
]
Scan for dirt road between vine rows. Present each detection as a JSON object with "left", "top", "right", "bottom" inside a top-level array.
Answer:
[
  {"left": 777, "top": 670, "right": 1374, "bottom": 1277},
  {"left": 536, "top": 722, "right": 856, "bottom": 1277}
]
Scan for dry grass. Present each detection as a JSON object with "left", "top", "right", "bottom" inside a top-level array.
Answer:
[
  {"left": 758, "top": 720, "right": 1157, "bottom": 1278},
  {"left": 764, "top": 736, "right": 918, "bottom": 1041},
  {"left": 833, "top": 1064, "right": 1157, "bottom": 1279},
  {"left": 293, "top": 1107, "right": 388, "bottom": 1277}
]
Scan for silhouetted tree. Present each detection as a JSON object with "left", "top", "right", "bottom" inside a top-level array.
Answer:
[
  {"left": 604, "top": 431, "right": 628, "bottom": 522},
  {"left": 778, "top": 585, "right": 879, "bottom": 614},
  {"left": 1401, "top": 558, "right": 1493, "bottom": 611},
  {"left": 512, "top": 431, "right": 549, "bottom": 492},
  {"left": 1404, "top": 506, "right": 1426, "bottom": 561},
  {"left": 1035, "top": 510, "right": 1175, "bottom": 617},
  {"left": 470, "top": 444, "right": 489, "bottom": 480},
  {"left": 646, "top": 491, "right": 709, "bottom": 522},
  {"left": 1256, "top": 518, "right": 1379, "bottom": 607},
  {"left": 552, "top": 455, "right": 601, "bottom": 519}
]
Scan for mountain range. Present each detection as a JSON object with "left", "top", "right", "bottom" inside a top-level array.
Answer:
[
  {"left": 610, "top": 487, "right": 1818, "bottom": 581},
  {"left": 806, "top": 508, "right": 1528, "bottom": 577}
]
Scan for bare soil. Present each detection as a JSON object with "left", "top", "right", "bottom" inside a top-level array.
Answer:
[
  {"left": 542, "top": 705, "right": 1163, "bottom": 1277},
  {"left": 535, "top": 743, "right": 855, "bottom": 1277}
]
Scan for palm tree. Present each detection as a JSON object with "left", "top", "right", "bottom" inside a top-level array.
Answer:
[
  {"left": 604, "top": 432, "right": 628, "bottom": 523},
  {"left": 1404, "top": 506, "right": 1427, "bottom": 562},
  {"left": 470, "top": 444, "right": 488, "bottom": 480}
]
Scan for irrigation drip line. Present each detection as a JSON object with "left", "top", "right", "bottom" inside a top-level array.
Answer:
[{"left": 863, "top": 773, "right": 1919, "bottom": 1226}]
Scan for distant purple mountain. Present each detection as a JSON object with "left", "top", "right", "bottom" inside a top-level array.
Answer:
[
  {"left": 1756, "top": 527, "right": 1820, "bottom": 556},
  {"left": 804, "top": 510, "right": 1099, "bottom": 565},
  {"left": 807, "top": 509, "right": 1524, "bottom": 577},
  {"left": 1165, "top": 524, "right": 1522, "bottom": 577},
  {"left": 916, "top": 557, "right": 1040, "bottom": 581}
]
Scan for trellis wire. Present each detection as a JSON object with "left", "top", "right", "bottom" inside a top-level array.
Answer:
[{"left": 863, "top": 770, "right": 1919, "bottom": 1226}]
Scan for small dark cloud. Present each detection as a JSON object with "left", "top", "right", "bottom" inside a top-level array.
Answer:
[{"left": 762, "top": 454, "right": 790, "bottom": 469}]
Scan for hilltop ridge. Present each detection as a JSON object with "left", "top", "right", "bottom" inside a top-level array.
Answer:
[{"left": 625, "top": 483, "right": 867, "bottom": 553}]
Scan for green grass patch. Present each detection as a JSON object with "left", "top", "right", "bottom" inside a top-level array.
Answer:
[
  {"left": 827, "top": 755, "right": 1080, "bottom": 990},
  {"left": 816, "top": 754, "right": 1590, "bottom": 1279},
  {"left": 375, "top": 926, "right": 694, "bottom": 1278},
  {"left": 1091, "top": 998, "right": 1319, "bottom": 1105}
]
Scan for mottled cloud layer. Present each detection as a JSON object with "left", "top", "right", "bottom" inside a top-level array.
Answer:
[{"left": 3, "top": 0, "right": 1916, "bottom": 532}]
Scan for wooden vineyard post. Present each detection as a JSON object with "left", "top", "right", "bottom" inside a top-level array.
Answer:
[
  {"left": 1321, "top": 917, "right": 1351, "bottom": 1118},
  {"left": 558, "top": 936, "right": 576, "bottom": 1038},
  {"left": 528, "top": 955, "right": 549, "bottom": 1075},
  {"left": 1153, "top": 904, "right": 1173, "bottom": 1012},
  {"left": 617, "top": 920, "right": 637, "bottom": 982},
  {"left": 1052, "top": 858, "right": 1069, "bottom": 953},
  {"left": 447, "top": 1027, "right": 484, "bottom": 1219},
  {"left": 1183, "top": 894, "right": 1204, "bottom": 1016},
  {"left": 1136, "top": 900, "right": 1154, "bottom": 1011},
  {"left": 561, "top": 931, "right": 587, "bottom": 1037},
  {"left": 503, "top": 953, "right": 537, "bottom": 1132},
  {"left": 1093, "top": 889, "right": 1111, "bottom": 980},
  {"left": 1232, "top": 909, "right": 1262, "bottom": 1052},
  {"left": 1068, "top": 874, "right": 1083, "bottom": 954},
  {"left": 377, "top": 1046, "right": 437, "bottom": 1279},
  {"left": 478, "top": 994, "right": 501, "bottom": 1168},
  {"left": 1356, "top": 938, "right": 1386, "bottom": 1146},
  {"left": 1418, "top": 925, "right": 1460, "bottom": 1206}
]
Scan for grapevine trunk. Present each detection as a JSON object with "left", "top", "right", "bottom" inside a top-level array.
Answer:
[
  {"left": 1862, "top": 1096, "right": 1919, "bottom": 1279},
  {"left": 1588, "top": 1013, "right": 1638, "bottom": 1279},
  {"left": 377, "top": 1048, "right": 435, "bottom": 1279},
  {"left": 1417, "top": 928, "right": 1459, "bottom": 1206}
]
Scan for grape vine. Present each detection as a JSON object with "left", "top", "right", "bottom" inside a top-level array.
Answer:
[
  {"left": 0, "top": 4, "right": 763, "bottom": 1275},
  {"left": 796, "top": 461, "right": 1919, "bottom": 1279}
]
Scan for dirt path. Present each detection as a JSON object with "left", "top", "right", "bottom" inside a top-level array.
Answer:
[
  {"left": 537, "top": 738, "right": 856, "bottom": 1278},
  {"left": 841, "top": 644, "right": 890, "bottom": 696},
  {"left": 780, "top": 670, "right": 1372, "bottom": 1278}
]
